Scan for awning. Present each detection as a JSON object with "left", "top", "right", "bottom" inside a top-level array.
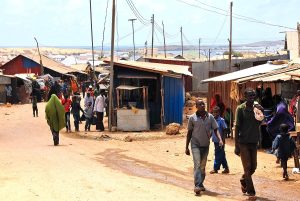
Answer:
[
  {"left": 251, "top": 69, "right": 300, "bottom": 82},
  {"left": 201, "top": 63, "right": 288, "bottom": 83},
  {"left": 117, "top": 74, "right": 157, "bottom": 79},
  {"left": 116, "top": 85, "right": 144, "bottom": 90}
]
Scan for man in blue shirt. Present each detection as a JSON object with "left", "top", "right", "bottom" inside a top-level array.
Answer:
[{"left": 210, "top": 106, "right": 229, "bottom": 174}]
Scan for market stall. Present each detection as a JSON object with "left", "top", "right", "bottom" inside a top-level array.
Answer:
[{"left": 116, "top": 85, "right": 149, "bottom": 131}]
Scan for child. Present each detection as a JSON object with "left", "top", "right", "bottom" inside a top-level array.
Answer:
[
  {"left": 84, "top": 101, "right": 93, "bottom": 131},
  {"left": 273, "top": 123, "right": 296, "bottom": 180},
  {"left": 61, "top": 94, "right": 72, "bottom": 132},
  {"left": 71, "top": 96, "right": 84, "bottom": 132},
  {"left": 32, "top": 95, "right": 38, "bottom": 117},
  {"left": 210, "top": 106, "right": 230, "bottom": 174}
]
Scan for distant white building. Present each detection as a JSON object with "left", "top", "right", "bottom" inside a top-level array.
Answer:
[
  {"left": 48, "top": 54, "right": 66, "bottom": 62},
  {"left": 61, "top": 55, "right": 87, "bottom": 66},
  {"left": 286, "top": 31, "right": 299, "bottom": 60}
]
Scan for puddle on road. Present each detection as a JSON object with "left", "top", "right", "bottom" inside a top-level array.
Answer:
[{"left": 95, "top": 148, "right": 300, "bottom": 201}]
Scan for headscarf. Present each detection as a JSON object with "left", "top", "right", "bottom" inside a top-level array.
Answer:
[{"left": 45, "top": 94, "right": 66, "bottom": 132}]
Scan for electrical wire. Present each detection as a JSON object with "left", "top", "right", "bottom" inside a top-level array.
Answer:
[
  {"left": 177, "top": 0, "right": 296, "bottom": 30},
  {"left": 125, "top": 0, "right": 151, "bottom": 26},
  {"left": 212, "top": 12, "right": 228, "bottom": 45},
  {"left": 101, "top": 0, "right": 110, "bottom": 57}
]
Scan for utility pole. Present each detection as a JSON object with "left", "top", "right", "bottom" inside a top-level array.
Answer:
[
  {"left": 89, "top": 0, "right": 95, "bottom": 80},
  {"left": 128, "top": 18, "right": 137, "bottom": 60},
  {"left": 162, "top": 21, "right": 167, "bottom": 58},
  {"left": 208, "top": 48, "right": 211, "bottom": 62},
  {"left": 34, "top": 37, "right": 44, "bottom": 75},
  {"left": 228, "top": 1, "right": 233, "bottom": 72},
  {"left": 145, "top": 41, "right": 148, "bottom": 57},
  {"left": 180, "top": 26, "right": 183, "bottom": 57},
  {"left": 151, "top": 14, "right": 154, "bottom": 57},
  {"left": 297, "top": 22, "right": 300, "bottom": 58},
  {"left": 108, "top": 0, "right": 116, "bottom": 131},
  {"left": 198, "top": 38, "right": 201, "bottom": 60}
]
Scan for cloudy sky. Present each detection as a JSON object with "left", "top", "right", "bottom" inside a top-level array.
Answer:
[{"left": 0, "top": 0, "right": 299, "bottom": 47}]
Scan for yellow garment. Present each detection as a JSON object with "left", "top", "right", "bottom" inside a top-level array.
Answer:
[{"left": 45, "top": 94, "right": 66, "bottom": 132}]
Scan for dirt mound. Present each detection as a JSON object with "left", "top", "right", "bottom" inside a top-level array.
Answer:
[{"left": 166, "top": 123, "right": 180, "bottom": 135}]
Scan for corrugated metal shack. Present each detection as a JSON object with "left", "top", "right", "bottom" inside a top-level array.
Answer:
[
  {"left": 112, "top": 61, "right": 192, "bottom": 130},
  {"left": 0, "top": 54, "right": 84, "bottom": 78}
]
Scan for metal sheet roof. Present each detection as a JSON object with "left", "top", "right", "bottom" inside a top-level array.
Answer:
[
  {"left": 201, "top": 63, "right": 288, "bottom": 83},
  {"left": 233, "top": 63, "right": 300, "bottom": 83},
  {"left": 113, "top": 60, "right": 192, "bottom": 76},
  {"left": 249, "top": 65, "right": 300, "bottom": 82},
  {"left": 23, "top": 54, "right": 82, "bottom": 75}
]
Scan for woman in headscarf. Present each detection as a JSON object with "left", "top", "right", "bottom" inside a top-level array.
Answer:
[{"left": 45, "top": 90, "right": 65, "bottom": 146}]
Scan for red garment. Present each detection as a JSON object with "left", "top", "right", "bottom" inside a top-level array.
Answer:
[
  {"left": 289, "top": 96, "right": 298, "bottom": 116},
  {"left": 86, "top": 88, "right": 94, "bottom": 97},
  {"left": 61, "top": 98, "right": 72, "bottom": 112},
  {"left": 71, "top": 80, "right": 78, "bottom": 93}
]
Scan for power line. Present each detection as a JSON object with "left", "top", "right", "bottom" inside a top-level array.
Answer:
[
  {"left": 212, "top": 12, "right": 228, "bottom": 45},
  {"left": 177, "top": 0, "right": 296, "bottom": 30},
  {"left": 101, "top": 0, "right": 110, "bottom": 57},
  {"left": 125, "top": 0, "right": 151, "bottom": 26},
  {"left": 126, "top": 0, "right": 179, "bottom": 39}
]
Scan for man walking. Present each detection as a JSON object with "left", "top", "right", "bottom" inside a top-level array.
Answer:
[
  {"left": 235, "top": 88, "right": 263, "bottom": 197},
  {"left": 94, "top": 90, "right": 106, "bottom": 131},
  {"left": 185, "top": 99, "right": 223, "bottom": 195}
]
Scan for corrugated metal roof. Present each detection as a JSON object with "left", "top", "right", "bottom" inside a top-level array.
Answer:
[
  {"left": 201, "top": 62, "right": 288, "bottom": 83},
  {"left": 113, "top": 60, "right": 192, "bottom": 76},
  {"left": 22, "top": 54, "right": 80, "bottom": 74},
  {"left": 249, "top": 64, "right": 300, "bottom": 82}
]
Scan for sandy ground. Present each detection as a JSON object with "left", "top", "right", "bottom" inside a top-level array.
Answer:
[{"left": 1, "top": 103, "right": 300, "bottom": 201}]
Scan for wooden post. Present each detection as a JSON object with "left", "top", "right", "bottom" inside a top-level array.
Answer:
[
  {"left": 297, "top": 22, "right": 300, "bottom": 58},
  {"left": 161, "top": 75, "right": 164, "bottom": 130},
  {"left": 34, "top": 37, "right": 44, "bottom": 75},
  {"left": 116, "top": 89, "right": 120, "bottom": 109},
  {"left": 229, "top": 2, "right": 233, "bottom": 72},
  {"left": 108, "top": 0, "right": 116, "bottom": 131},
  {"left": 162, "top": 21, "right": 167, "bottom": 58},
  {"left": 143, "top": 87, "right": 146, "bottom": 109},
  {"left": 151, "top": 14, "right": 154, "bottom": 57}
]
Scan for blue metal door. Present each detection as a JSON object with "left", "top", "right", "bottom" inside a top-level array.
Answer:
[{"left": 163, "top": 76, "right": 184, "bottom": 125}]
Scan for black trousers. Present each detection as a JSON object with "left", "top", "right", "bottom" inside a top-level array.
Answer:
[
  {"left": 96, "top": 112, "right": 104, "bottom": 131},
  {"left": 51, "top": 128, "right": 59, "bottom": 146},
  {"left": 281, "top": 159, "right": 288, "bottom": 176},
  {"left": 240, "top": 143, "right": 257, "bottom": 195},
  {"left": 33, "top": 106, "right": 38, "bottom": 117}
]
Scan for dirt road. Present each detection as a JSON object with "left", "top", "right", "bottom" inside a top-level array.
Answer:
[{"left": 1, "top": 103, "right": 300, "bottom": 201}]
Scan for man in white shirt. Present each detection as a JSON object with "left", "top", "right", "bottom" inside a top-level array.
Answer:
[{"left": 93, "top": 90, "right": 106, "bottom": 131}]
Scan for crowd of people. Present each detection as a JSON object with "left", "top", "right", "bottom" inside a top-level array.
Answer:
[
  {"left": 186, "top": 88, "right": 298, "bottom": 197},
  {"left": 44, "top": 77, "right": 108, "bottom": 146}
]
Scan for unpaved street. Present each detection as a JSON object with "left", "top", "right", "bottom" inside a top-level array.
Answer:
[{"left": 1, "top": 103, "right": 300, "bottom": 201}]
